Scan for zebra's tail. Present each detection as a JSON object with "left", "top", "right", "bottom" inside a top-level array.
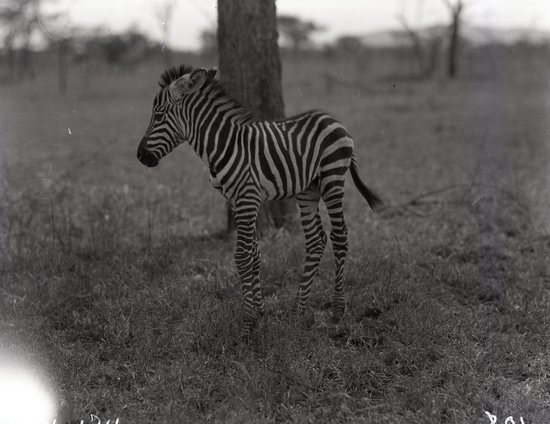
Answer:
[{"left": 349, "top": 154, "right": 383, "bottom": 211}]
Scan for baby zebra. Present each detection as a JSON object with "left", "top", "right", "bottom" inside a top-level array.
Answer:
[{"left": 137, "top": 65, "right": 382, "bottom": 337}]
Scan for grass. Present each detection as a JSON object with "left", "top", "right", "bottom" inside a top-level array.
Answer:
[{"left": 0, "top": 53, "right": 549, "bottom": 423}]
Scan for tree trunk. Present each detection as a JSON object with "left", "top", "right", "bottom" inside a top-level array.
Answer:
[
  {"left": 447, "top": 2, "right": 463, "bottom": 78},
  {"left": 217, "top": 0, "right": 295, "bottom": 231},
  {"left": 57, "top": 38, "right": 69, "bottom": 93},
  {"left": 6, "top": 43, "right": 15, "bottom": 82},
  {"left": 19, "top": 45, "right": 35, "bottom": 81}
]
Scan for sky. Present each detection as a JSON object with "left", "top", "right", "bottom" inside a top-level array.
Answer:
[{"left": 44, "top": 0, "right": 550, "bottom": 50}]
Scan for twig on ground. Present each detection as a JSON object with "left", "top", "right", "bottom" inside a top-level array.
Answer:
[
  {"left": 379, "top": 182, "right": 531, "bottom": 218},
  {"left": 519, "top": 235, "right": 550, "bottom": 252},
  {"left": 393, "top": 233, "right": 404, "bottom": 268}
]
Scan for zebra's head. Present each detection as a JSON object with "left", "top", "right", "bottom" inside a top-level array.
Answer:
[{"left": 137, "top": 66, "right": 214, "bottom": 167}]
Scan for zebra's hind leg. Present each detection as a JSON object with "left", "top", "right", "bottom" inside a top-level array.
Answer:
[
  {"left": 296, "top": 184, "right": 327, "bottom": 322},
  {"left": 322, "top": 183, "right": 348, "bottom": 323}
]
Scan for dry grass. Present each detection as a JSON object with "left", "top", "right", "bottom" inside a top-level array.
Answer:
[{"left": 0, "top": 53, "right": 549, "bottom": 423}]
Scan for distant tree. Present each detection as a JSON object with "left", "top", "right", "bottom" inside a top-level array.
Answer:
[
  {"left": 97, "top": 31, "right": 156, "bottom": 67},
  {"left": 19, "top": 4, "right": 38, "bottom": 80},
  {"left": 334, "top": 35, "right": 371, "bottom": 76},
  {"left": 0, "top": 4, "right": 19, "bottom": 81},
  {"left": 71, "top": 30, "right": 103, "bottom": 65},
  {"left": 396, "top": 13, "right": 426, "bottom": 76},
  {"left": 335, "top": 35, "right": 364, "bottom": 54},
  {"left": 55, "top": 36, "right": 70, "bottom": 91},
  {"left": 200, "top": 28, "right": 217, "bottom": 57},
  {"left": 36, "top": 8, "right": 75, "bottom": 93},
  {"left": 70, "top": 28, "right": 157, "bottom": 72},
  {"left": 0, "top": 0, "right": 40, "bottom": 82},
  {"left": 154, "top": 0, "right": 176, "bottom": 64},
  {"left": 121, "top": 28, "right": 159, "bottom": 62},
  {"left": 100, "top": 35, "right": 127, "bottom": 66},
  {"left": 217, "top": 0, "right": 294, "bottom": 230},
  {"left": 277, "top": 14, "right": 324, "bottom": 53},
  {"left": 396, "top": 13, "right": 443, "bottom": 78},
  {"left": 442, "top": 0, "right": 465, "bottom": 78}
]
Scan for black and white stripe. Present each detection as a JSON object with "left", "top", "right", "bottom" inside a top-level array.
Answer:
[{"left": 137, "top": 65, "right": 382, "bottom": 336}]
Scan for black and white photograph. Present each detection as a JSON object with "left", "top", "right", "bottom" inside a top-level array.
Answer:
[{"left": 0, "top": 0, "right": 549, "bottom": 422}]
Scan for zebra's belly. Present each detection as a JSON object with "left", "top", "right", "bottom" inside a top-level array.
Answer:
[
  {"left": 209, "top": 173, "right": 235, "bottom": 206},
  {"left": 257, "top": 171, "right": 317, "bottom": 201}
]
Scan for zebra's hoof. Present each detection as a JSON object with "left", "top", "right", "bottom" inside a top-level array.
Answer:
[
  {"left": 239, "top": 331, "right": 251, "bottom": 344},
  {"left": 240, "top": 314, "right": 258, "bottom": 342},
  {"left": 330, "top": 308, "right": 345, "bottom": 324}
]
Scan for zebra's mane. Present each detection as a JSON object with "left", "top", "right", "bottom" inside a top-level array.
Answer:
[
  {"left": 158, "top": 64, "right": 195, "bottom": 88},
  {"left": 159, "top": 65, "right": 253, "bottom": 123}
]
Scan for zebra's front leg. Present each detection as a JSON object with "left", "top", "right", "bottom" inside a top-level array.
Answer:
[
  {"left": 296, "top": 187, "right": 326, "bottom": 319},
  {"left": 251, "top": 228, "right": 264, "bottom": 316},
  {"left": 234, "top": 215, "right": 262, "bottom": 338}
]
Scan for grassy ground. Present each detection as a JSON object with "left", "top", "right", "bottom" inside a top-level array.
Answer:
[{"left": 0, "top": 55, "right": 549, "bottom": 423}]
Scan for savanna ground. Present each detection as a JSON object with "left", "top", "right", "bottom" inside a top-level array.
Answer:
[{"left": 0, "top": 49, "right": 550, "bottom": 423}]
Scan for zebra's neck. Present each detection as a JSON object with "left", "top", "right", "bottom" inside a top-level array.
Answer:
[{"left": 183, "top": 84, "right": 252, "bottom": 170}]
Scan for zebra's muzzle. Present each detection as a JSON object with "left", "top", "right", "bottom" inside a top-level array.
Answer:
[{"left": 137, "top": 146, "right": 159, "bottom": 168}]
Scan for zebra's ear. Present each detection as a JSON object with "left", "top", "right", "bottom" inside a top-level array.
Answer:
[
  {"left": 206, "top": 68, "right": 218, "bottom": 81},
  {"left": 169, "top": 68, "right": 208, "bottom": 100}
]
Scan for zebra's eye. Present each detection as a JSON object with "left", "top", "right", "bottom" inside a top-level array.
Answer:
[{"left": 153, "top": 112, "right": 164, "bottom": 121}]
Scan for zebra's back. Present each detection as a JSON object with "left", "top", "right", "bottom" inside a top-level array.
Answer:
[{"left": 251, "top": 110, "right": 354, "bottom": 200}]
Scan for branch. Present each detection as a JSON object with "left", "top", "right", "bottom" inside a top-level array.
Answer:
[
  {"left": 378, "top": 183, "right": 531, "bottom": 218},
  {"left": 442, "top": 0, "right": 465, "bottom": 15},
  {"left": 396, "top": 14, "right": 416, "bottom": 37},
  {"left": 519, "top": 235, "right": 550, "bottom": 250},
  {"left": 396, "top": 13, "right": 425, "bottom": 72}
]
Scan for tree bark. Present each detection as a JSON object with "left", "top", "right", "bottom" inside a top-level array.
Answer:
[
  {"left": 446, "top": 0, "right": 463, "bottom": 79},
  {"left": 217, "top": 0, "right": 295, "bottom": 231},
  {"left": 57, "top": 38, "right": 70, "bottom": 93},
  {"left": 5, "top": 38, "right": 15, "bottom": 82}
]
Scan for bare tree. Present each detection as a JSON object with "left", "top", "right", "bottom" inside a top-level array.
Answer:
[
  {"left": 0, "top": 0, "right": 40, "bottom": 82},
  {"left": 19, "top": 6, "right": 37, "bottom": 80},
  {"left": 0, "top": 4, "right": 19, "bottom": 82},
  {"left": 396, "top": 13, "right": 426, "bottom": 76},
  {"left": 217, "top": 0, "right": 294, "bottom": 230},
  {"left": 442, "top": 0, "right": 465, "bottom": 78},
  {"left": 396, "top": 15, "right": 443, "bottom": 79},
  {"left": 396, "top": 0, "right": 446, "bottom": 79},
  {"left": 37, "top": 8, "right": 75, "bottom": 93},
  {"left": 154, "top": 0, "right": 176, "bottom": 64}
]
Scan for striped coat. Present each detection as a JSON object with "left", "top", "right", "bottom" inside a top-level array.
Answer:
[{"left": 138, "top": 65, "right": 382, "bottom": 337}]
